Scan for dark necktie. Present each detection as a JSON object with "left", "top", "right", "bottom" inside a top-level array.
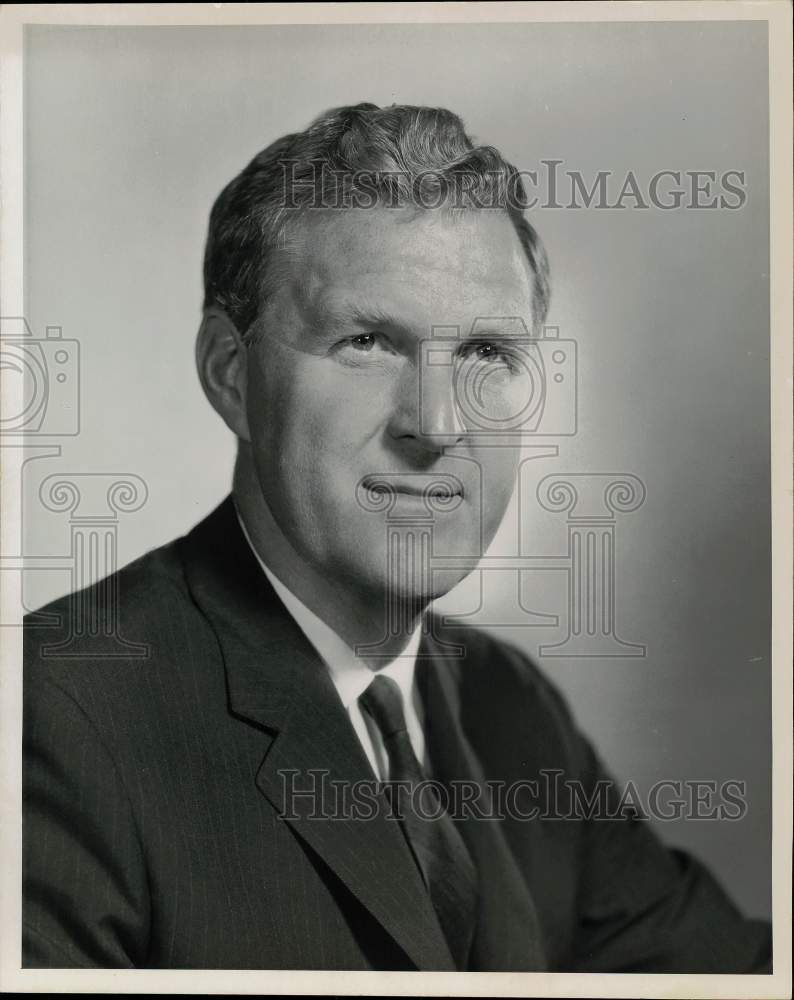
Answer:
[{"left": 359, "top": 674, "right": 478, "bottom": 970}]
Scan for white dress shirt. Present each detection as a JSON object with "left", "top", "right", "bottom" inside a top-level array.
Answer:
[{"left": 236, "top": 509, "right": 426, "bottom": 781}]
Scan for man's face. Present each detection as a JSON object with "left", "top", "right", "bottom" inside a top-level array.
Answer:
[{"left": 244, "top": 206, "right": 535, "bottom": 601}]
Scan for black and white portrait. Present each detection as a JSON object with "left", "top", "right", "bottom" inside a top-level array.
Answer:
[{"left": 1, "top": 3, "right": 790, "bottom": 997}]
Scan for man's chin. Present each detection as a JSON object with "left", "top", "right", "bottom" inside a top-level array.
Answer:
[
  {"left": 375, "top": 567, "right": 472, "bottom": 607},
  {"left": 425, "top": 567, "right": 473, "bottom": 602},
  {"left": 334, "top": 558, "right": 467, "bottom": 605}
]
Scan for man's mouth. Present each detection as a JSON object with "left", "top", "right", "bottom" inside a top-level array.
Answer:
[{"left": 361, "top": 476, "right": 464, "bottom": 501}]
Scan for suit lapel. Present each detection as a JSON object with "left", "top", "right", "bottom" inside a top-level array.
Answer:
[
  {"left": 179, "top": 498, "right": 454, "bottom": 971},
  {"left": 418, "top": 631, "right": 548, "bottom": 971}
]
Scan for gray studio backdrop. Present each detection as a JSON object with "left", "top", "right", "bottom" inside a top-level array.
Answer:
[{"left": 21, "top": 21, "right": 770, "bottom": 917}]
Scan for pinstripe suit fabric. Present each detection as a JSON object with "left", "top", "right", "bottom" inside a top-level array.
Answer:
[{"left": 23, "top": 497, "right": 772, "bottom": 971}]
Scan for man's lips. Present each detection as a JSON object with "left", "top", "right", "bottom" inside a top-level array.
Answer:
[{"left": 362, "top": 476, "right": 464, "bottom": 499}]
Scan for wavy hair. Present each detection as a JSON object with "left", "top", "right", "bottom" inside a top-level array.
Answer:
[{"left": 203, "top": 103, "right": 550, "bottom": 338}]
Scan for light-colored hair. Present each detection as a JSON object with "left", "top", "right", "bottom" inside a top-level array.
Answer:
[{"left": 203, "top": 103, "right": 550, "bottom": 338}]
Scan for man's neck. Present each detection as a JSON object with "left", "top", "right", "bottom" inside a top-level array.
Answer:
[{"left": 232, "top": 449, "right": 426, "bottom": 669}]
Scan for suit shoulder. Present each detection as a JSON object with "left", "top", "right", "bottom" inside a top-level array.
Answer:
[
  {"left": 25, "top": 533, "right": 185, "bottom": 627},
  {"left": 430, "top": 617, "right": 595, "bottom": 777},
  {"left": 430, "top": 616, "right": 579, "bottom": 730},
  {"left": 23, "top": 531, "right": 204, "bottom": 687}
]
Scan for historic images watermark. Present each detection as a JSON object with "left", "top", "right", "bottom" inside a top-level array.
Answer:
[
  {"left": 1, "top": 316, "right": 150, "bottom": 653},
  {"left": 278, "top": 768, "right": 750, "bottom": 823},
  {"left": 0, "top": 317, "right": 80, "bottom": 437},
  {"left": 418, "top": 320, "right": 576, "bottom": 440},
  {"left": 280, "top": 159, "right": 748, "bottom": 212}
]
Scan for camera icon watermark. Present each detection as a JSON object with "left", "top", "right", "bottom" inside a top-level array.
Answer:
[
  {"left": 0, "top": 317, "right": 80, "bottom": 436},
  {"left": 420, "top": 320, "right": 576, "bottom": 440}
]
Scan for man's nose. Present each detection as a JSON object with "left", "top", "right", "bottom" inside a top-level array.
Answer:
[{"left": 387, "top": 363, "right": 466, "bottom": 454}]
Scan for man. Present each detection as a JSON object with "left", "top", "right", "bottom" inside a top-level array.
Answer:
[{"left": 23, "top": 102, "right": 771, "bottom": 971}]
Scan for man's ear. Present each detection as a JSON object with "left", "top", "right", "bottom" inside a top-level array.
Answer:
[{"left": 195, "top": 308, "right": 251, "bottom": 442}]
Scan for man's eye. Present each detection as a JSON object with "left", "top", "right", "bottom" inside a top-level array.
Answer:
[
  {"left": 474, "top": 342, "right": 500, "bottom": 361},
  {"left": 344, "top": 332, "right": 397, "bottom": 356},
  {"left": 463, "top": 341, "right": 509, "bottom": 363},
  {"left": 333, "top": 331, "right": 399, "bottom": 367},
  {"left": 351, "top": 333, "right": 377, "bottom": 352}
]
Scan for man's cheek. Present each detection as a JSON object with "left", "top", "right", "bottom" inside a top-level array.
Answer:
[
  {"left": 300, "top": 394, "right": 376, "bottom": 461},
  {"left": 480, "top": 454, "right": 520, "bottom": 520}
]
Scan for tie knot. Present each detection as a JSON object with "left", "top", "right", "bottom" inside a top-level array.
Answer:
[{"left": 359, "top": 674, "right": 408, "bottom": 740}]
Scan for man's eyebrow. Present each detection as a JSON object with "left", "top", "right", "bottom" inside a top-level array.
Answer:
[
  {"left": 311, "top": 297, "right": 532, "bottom": 339},
  {"left": 298, "top": 298, "right": 413, "bottom": 341},
  {"left": 346, "top": 302, "right": 414, "bottom": 332},
  {"left": 346, "top": 303, "right": 529, "bottom": 336},
  {"left": 304, "top": 298, "right": 415, "bottom": 336}
]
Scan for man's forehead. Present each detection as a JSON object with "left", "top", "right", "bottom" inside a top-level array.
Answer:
[
  {"left": 279, "top": 207, "right": 534, "bottom": 322},
  {"left": 294, "top": 205, "right": 528, "bottom": 268}
]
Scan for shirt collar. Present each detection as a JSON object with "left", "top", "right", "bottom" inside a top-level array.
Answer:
[{"left": 234, "top": 505, "right": 422, "bottom": 710}]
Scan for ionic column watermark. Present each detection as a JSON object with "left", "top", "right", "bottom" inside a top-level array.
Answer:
[
  {"left": 536, "top": 473, "right": 646, "bottom": 657},
  {"left": 37, "top": 473, "right": 150, "bottom": 658}
]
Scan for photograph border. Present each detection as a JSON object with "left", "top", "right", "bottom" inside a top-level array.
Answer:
[{"left": 0, "top": 3, "right": 790, "bottom": 997}]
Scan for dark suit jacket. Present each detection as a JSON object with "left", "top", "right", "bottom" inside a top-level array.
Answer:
[{"left": 23, "top": 497, "right": 772, "bottom": 971}]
